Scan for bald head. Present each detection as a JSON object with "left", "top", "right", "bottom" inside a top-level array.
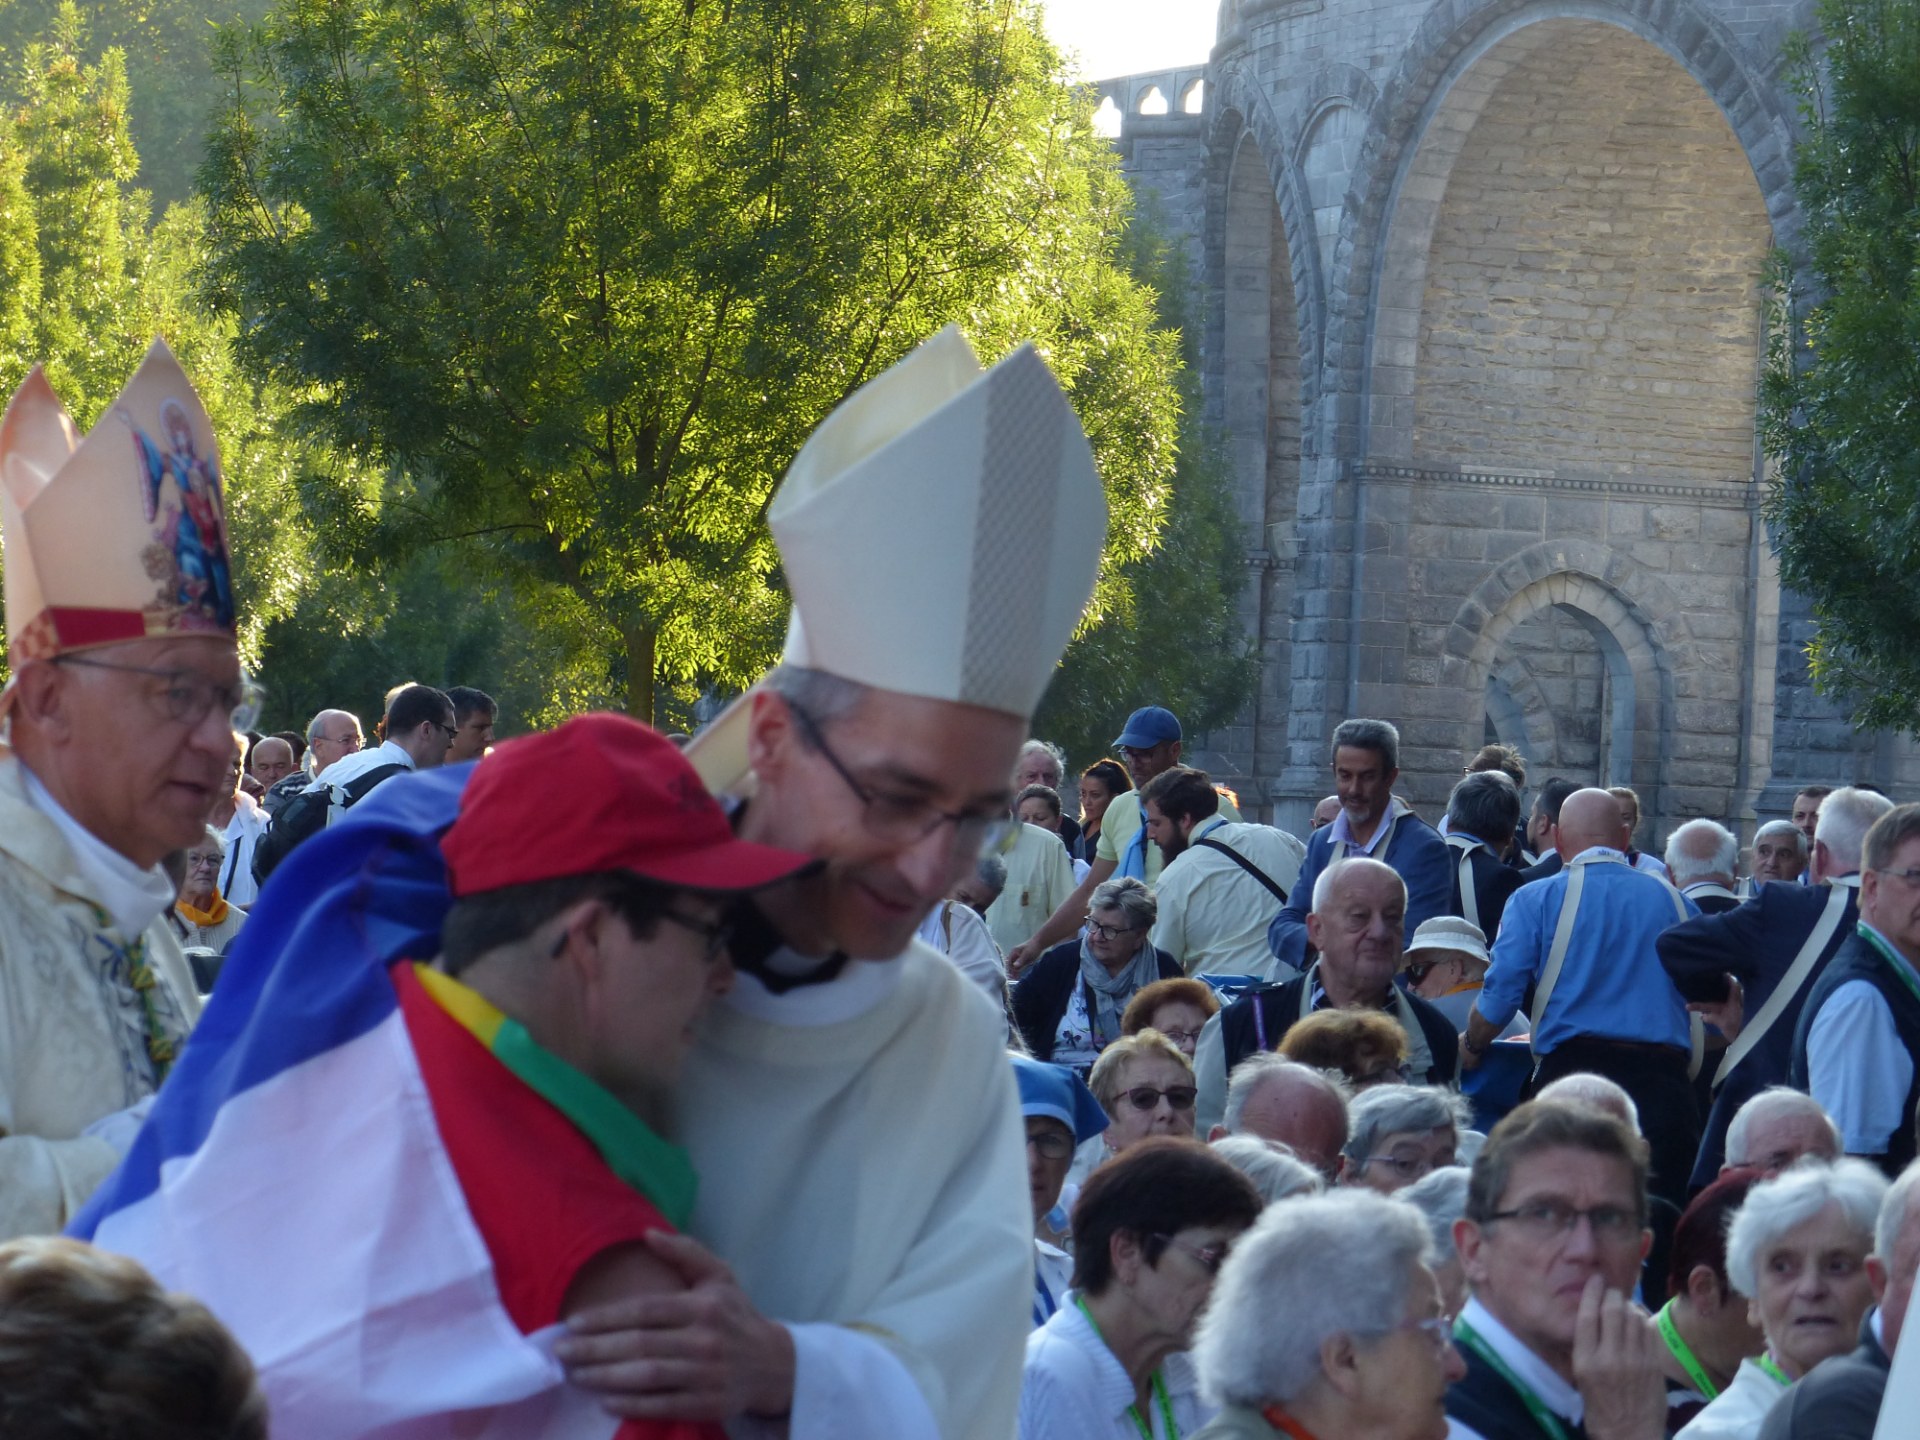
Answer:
[
  {"left": 1213, "top": 1056, "right": 1349, "bottom": 1181},
  {"left": 1556, "top": 788, "right": 1629, "bottom": 859},
  {"left": 1307, "top": 858, "right": 1408, "bottom": 1006},
  {"left": 1312, "top": 794, "right": 1342, "bottom": 830},
  {"left": 248, "top": 736, "right": 296, "bottom": 788}
]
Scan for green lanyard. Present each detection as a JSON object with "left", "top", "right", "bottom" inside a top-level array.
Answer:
[
  {"left": 1755, "top": 1353, "right": 1793, "bottom": 1387},
  {"left": 1856, "top": 924, "right": 1920, "bottom": 1007},
  {"left": 1074, "top": 1297, "right": 1181, "bottom": 1440},
  {"left": 1655, "top": 1302, "right": 1720, "bottom": 1400},
  {"left": 1453, "top": 1318, "right": 1575, "bottom": 1440}
]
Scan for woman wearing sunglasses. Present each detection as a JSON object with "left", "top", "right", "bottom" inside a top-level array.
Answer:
[
  {"left": 1089, "top": 1031, "right": 1201, "bottom": 1155},
  {"left": 1013, "top": 876, "right": 1181, "bottom": 1077},
  {"left": 1021, "top": 1138, "right": 1263, "bottom": 1440}
]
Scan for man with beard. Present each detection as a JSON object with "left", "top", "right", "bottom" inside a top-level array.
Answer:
[{"left": 1139, "top": 765, "right": 1304, "bottom": 978}]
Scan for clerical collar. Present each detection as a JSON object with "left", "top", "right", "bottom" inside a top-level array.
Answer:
[
  {"left": 725, "top": 897, "right": 849, "bottom": 993},
  {"left": 19, "top": 764, "right": 175, "bottom": 937}
]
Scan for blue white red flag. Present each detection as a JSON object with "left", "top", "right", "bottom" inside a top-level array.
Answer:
[{"left": 71, "top": 765, "right": 626, "bottom": 1438}]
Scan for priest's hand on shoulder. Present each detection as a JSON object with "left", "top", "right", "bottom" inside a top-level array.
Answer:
[
  {"left": 1571, "top": 1277, "right": 1665, "bottom": 1440},
  {"left": 556, "top": 1230, "right": 796, "bottom": 1421}
]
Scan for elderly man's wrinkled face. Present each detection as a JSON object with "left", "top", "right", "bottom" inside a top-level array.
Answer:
[
  {"left": 1753, "top": 830, "right": 1807, "bottom": 885},
  {"left": 1333, "top": 747, "right": 1396, "bottom": 829},
  {"left": 1728, "top": 1107, "right": 1840, "bottom": 1176},
  {"left": 744, "top": 687, "right": 1023, "bottom": 959},
  {"left": 1456, "top": 1146, "right": 1649, "bottom": 1361},
  {"left": 249, "top": 737, "right": 296, "bottom": 788},
  {"left": 1014, "top": 750, "right": 1061, "bottom": 793},
  {"left": 1306, "top": 863, "right": 1406, "bottom": 1004},
  {"left": 1863, "top": 833, "right": 1920, "bottom": 965},
  {"left": 1312, "top": 795, "right": 1342, "bottom": 831},
  {"left": 17, "top": 637, "right": 245, "bottom": 868}
]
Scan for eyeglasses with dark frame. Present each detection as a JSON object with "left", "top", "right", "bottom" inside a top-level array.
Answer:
[
  {"left": 1486, "top": 1199, "right": 1643, "bottom": 1244},
  {"left": 1086, "top": 918, "right": 1143, "bottom": 943},
  {"left": 1152, "top": 1233, "right": 1232, "bottom": 1276},
  {"left": 1026, "top": 1129, "right": 1075, "bottom": 1161},
  {"left": 54, "top": 655, "right": 263, "bottom": 731},
  {"left": 658, "top": 908, "right": 735, "bottom": 965},
  {"left": 1118, "top": 1084, "right": 1196, "bottom": 1113},
  {"left": 785, "top": 701, "right": 1014, "bottom": 856}
]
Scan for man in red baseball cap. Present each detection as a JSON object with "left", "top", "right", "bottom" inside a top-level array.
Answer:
[{"left": 401, "top": 713, "right": 816, "bottom": 1399}]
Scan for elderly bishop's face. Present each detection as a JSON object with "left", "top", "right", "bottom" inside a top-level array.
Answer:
[
  {"left": 16, "top": 636, "right": 244, "bottom": 869},
  {"left": 745, "top": 686, "right": 1025, "bottom": 959}
]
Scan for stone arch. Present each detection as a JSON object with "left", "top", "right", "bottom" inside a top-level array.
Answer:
[
  {"left": 1320, "top": 0, "right": 1801, "bottom": 459},
  {"left": 1486, "top": 653, "right": 1563, "bottom": 771},
  {"left": 1443, "top": 539, "right": 1709, "bottom": 824},
  {"left": 1180, "top": 77, "right": 1207, "bottom": 114}
]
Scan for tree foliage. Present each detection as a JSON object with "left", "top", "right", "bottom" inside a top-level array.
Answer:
[
  {"left": 1761, "top": 0, "right": 1920, "bottom": 730},
  {"left": 0, "top": 0, "right": 271, "bottom": 207},
  {"left": 0, "top": 4, "right": 330, "bottom": 670},
  {"left": 201, "top": 0, "right": 1185, "bottom": 724}
]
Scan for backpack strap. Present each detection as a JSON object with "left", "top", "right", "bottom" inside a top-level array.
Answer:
[
  {"left": 1192, "top": 836, "right": 1289, "bottom": 903},
  {"left": 1445, "top": 833, "right": 1483, "bottom": 932}
]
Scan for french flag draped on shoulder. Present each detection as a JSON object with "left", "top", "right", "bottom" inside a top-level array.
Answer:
[{"left": 71, "top": 765, "right": 626, "bottom": 1438}]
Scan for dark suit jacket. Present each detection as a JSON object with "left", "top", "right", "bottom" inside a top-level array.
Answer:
[
  {"left": 1452, "top": 843, "right": 1524, "bottom": 939},
  {"left": 1757, "top": 1313, "right": 1888, "bottom": 1440},
  {"left": 1517, "top": 851, "right": 1563, "bottom": 886},
  {"left": 1658, "top": 879, "right": 1858, "bottom": 1187}
]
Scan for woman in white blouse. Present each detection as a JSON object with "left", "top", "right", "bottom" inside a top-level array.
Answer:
[
  {"left": 1021, "top": 1138, "right": 1263, "bottom": 1440},
  {"left": 1677, "top": 1158, "right": 1885, "bottom": 1440}
]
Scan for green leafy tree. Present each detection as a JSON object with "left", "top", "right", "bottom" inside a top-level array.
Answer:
[
  {"left": 0, "top": 0, "right": 271, "bottom": 207},
  {"left": 201, "top": 0, "right": 1184, "bottom": 724},
  {"left": 1034, "top": 208, "right": 1257, "bottom": 767},
  {"left": 0, "top": 5, "right": 329, "bottom": 669},
  {"left": 1761, "top": 0, "right": 1920, "bottom": 730}
]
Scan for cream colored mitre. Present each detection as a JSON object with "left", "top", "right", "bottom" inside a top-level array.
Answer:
[
  {"left": 0, "top": 338, "right": 237, "bottom": 672},
  {"left": 686, "top": 327, "right": 1107, "bottom": 794}
]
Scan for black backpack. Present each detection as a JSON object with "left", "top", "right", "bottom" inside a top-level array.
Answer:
[{"left": 252, "top": 762, "right": 409, "bottom": 884}]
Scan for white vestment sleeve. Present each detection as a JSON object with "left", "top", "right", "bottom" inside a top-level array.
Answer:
[{"left": 729, "top": 1323, "right": 941, "bottom": 1440}]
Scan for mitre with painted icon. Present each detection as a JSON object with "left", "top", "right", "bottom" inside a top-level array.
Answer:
[
  {"left": 0, "top": 338, "right": 237, "bottom": 672},
  {"left": 686, "top": 326, "right": 1108, "bottom": 794}
]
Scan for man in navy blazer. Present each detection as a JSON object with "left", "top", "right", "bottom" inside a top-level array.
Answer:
[
  {"left": 1267, "top": 719, "right": 1450, "bottom": 974},
  {"left": 1658, "top": 786, "right": 1891, "bottom": 1189}
]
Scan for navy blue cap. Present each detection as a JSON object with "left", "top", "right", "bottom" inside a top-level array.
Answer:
[{"left": 1112, "top": 705, "right": 1181, "bottom": 750}]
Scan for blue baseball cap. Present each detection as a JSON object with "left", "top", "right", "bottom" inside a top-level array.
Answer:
[
  {"left": 1112, "top": 705, "right": 1181, "bottom": 750},
  {"left": 1012, "top": 1056, "right": 1109, "bottom": 1143}
]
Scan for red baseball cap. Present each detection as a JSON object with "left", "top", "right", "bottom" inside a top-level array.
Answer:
[{"left": 441, "top": 712, "right": 816, "bottom": 897}]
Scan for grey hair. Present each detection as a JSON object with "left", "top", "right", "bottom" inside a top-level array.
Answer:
[
  {"left": 760, "top": 664, "right": 872, "bottom": 733},
  {"left": 1665, "top": 819, "right": 1738, "bottom": 886},
  {"left": 1090, "top": 875, "right": 1156, "bottom": 932},
  {"left": 1726, "top": 1158, "right": 1886, "bottom": 1297},
  {"left": 1309, "top": 856, "right": 1407, "bottom": 914},
  {"left": 1877, "top": 1160, "right": 1920, "bottom": 1261},
  {"left": 1816, "top": 787, "right": 1896, "bottom": 873},
  {"left": 974, "top": 853, "right": 1008, "bottom": 894},
  {"left": 1534, "top": 1072, "right": 1641, "bottom": 1133},
  {"left": 1754, "top": 820, "right": 1808, "bottom": 856},
  {"left": 1447, "top": 771, "right": 1520, "bottom": 849},
  {"left": 1725, "top": 1088, "right": 1840, "bottom": 1169},
  {"left": 197, "top": 825, "right": 226, "bottom": 857},
  {"left": 1210, "top": 1136, "right": 1324, "bottom": 1205},
  {"left": 1330, "top": 718, "right": 1400, "bottom": 773},
  {"left": 1194, "top": 1191, "right": 1431, "bottom": 1408},
  {"left": 1398, "top": 1165, "right": 1471, "bottom": 1266},
  {"left": 1019, "top": 739, "right": 1068, "bottom": 786},
  {"left": 1223, "top": 1054, "right": 1350, "bottom": 1137},
  {"left": 1342, "top": 1086, "right": 1471, "bottom": 1163}
]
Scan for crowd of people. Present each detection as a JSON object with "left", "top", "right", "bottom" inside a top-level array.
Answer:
[{"left": 0, "top": 331, "right": 1917, "bottom": 1440}]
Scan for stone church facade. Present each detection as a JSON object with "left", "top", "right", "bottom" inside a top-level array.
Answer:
[{"left": 1097, "top": 0, "right": 1918, "bottom": 840}]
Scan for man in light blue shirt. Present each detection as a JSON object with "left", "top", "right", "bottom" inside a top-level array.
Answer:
[{"left": 1462, "top": 788, "right": 1699, "bottom": 1207}]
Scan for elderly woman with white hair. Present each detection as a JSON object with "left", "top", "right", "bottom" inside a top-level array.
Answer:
[
  {"left": 1675, "top": 1158, "right": 1886, "bottom": 1440},
  {"left": 1190, "top": 1190, "right": 1465, "bottom": 1440},
  {"left": 1339, "top": 1085, "right": 1472, "bottom": 1195},
  {"left": 1209, "top": 1136, "right": 1323, "bottom": 1206},
  {"left": 1398, "top": 1165, "right": 1471, "bottom": 1317}
]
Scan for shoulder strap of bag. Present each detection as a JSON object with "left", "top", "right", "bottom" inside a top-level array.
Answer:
[
  {"left": 1192, "top": 835, "right": 1289, "bottom": 903},
  {"left": 1529, "top": 862, "right": 1588, "bottom": 1052},
  {"left": 1446, "top": 833, "right": 1482, "bottom": 932},
  {"left": 1712, "top": 880, "right": 1855, "bottom": 1088}
]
